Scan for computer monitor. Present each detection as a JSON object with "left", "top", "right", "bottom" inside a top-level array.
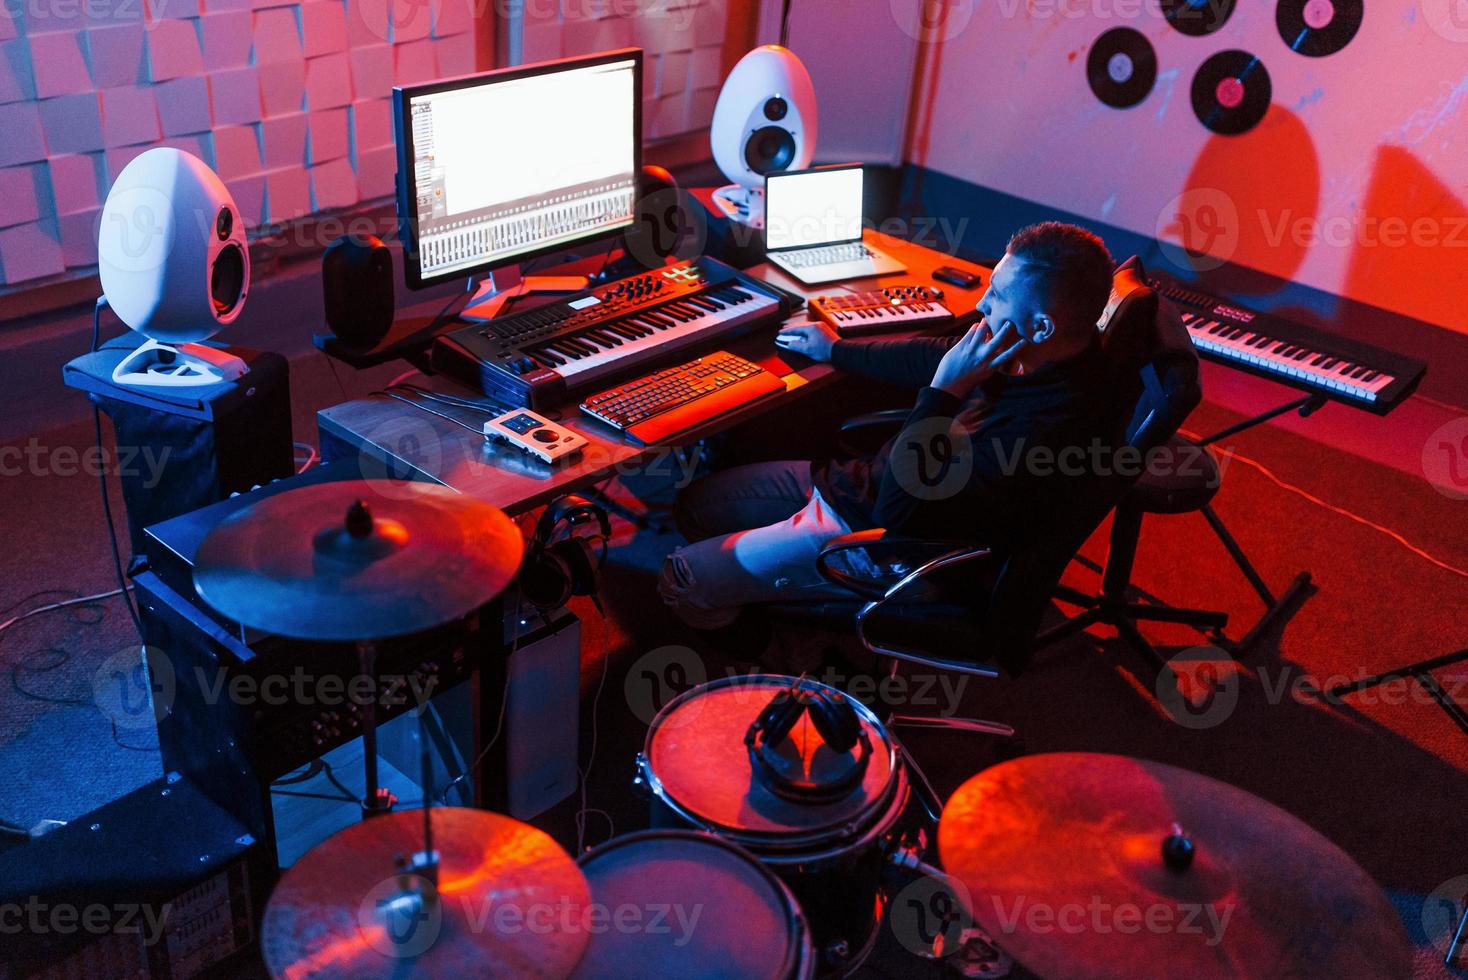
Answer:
[{"left": 393, "top": 49, "right": 643, "bottom": 290}]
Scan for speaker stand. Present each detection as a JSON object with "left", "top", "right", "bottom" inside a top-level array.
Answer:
[
  {"left": 460, "top": 265, "right": 590, "bottom": 323},
  {"left": 110, "top": 338, "right": 248, "bottom": 387},
  {"left": 710, "top": 184, "right": 765, "bottom": 230}
]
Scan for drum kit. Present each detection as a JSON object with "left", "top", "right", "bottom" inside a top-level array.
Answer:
[{"left": 193, "top": 481, "right": 1414, "bottom": 979}]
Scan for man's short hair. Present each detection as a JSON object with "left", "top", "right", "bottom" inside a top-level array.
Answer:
[{"left": 1005, "top": 222, "right": 1114, "bottom": 333}]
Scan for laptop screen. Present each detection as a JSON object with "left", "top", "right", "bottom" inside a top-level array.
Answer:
[{"left": 765, "top": 166, "right": 863, "bottom": 251}]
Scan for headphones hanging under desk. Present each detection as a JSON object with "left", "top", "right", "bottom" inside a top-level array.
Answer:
[{"left": 518, "top": 494, "right": 611, "bottom": 614}]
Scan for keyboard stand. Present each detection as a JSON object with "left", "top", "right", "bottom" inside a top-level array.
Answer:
[{"left": 1192, "top": 393, "right": 1325, "bottom": 653}]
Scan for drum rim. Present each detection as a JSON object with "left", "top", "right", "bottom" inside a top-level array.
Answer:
[
  {"left": 576, "top": 828, "right": 816, "bottom": 980},
  {"left": 641, "top": 674, "right": 908, "bottom": 856}
]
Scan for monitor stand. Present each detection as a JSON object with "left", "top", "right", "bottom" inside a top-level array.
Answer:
[{"left": 460, "top": 265, "right": 590, "bottom": 323}]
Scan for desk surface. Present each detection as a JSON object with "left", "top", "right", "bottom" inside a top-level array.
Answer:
[{"left": 316, "top": 230, "right": 992, "bottom": 516}]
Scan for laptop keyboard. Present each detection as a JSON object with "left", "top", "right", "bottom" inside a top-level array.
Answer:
[{"left": 781, "top": 242, "right": 874, "bottom": 268}]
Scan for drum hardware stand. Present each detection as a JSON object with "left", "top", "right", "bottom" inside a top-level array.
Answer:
[
  {"left": 1320, "top": 646, "right": 1468, "bottom": 738},
  {"left": 356, "top": 639, "right": 398, "bottom": 817},
  {"left": 1189, "top": 392, "right": 1325, "bottom": 653},
  {"left": 886, "top": 846, "right": 1014, "bottom": 978},
  {"left": 373, "top": 711, "right": 444, "bottom": 943},
  {"left": 877, "top": 656, "right": 1019, "bottom": 826}
]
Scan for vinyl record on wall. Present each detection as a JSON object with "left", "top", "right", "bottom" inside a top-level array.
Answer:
[
  {"left": 1191, "top": 50, "right": 1272, "bottom": 135},
  {"left": 1161, "top": 0, "right": 1236, "bottom": 36},
  {"left": 1276, "top": 0, "right": 1363, "bottom": 56},
  {"left": 1088, "top": 29, "right": 1158, "bottom": 109}
]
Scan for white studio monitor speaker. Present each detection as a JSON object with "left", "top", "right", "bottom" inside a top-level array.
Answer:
[
  {"left": 710, "top": 45, "right": 818, "bottom": 229},
  {"left": 98, "top": 148, "right": 250, "bottom": 387}
]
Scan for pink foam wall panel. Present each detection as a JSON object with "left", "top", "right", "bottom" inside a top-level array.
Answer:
[
  {"left": 393, "top": 38, "right": 437, "bottom": 85},
  {"left": 226, "top": 173, "right": 268, "bottom": 225},
  {"left": 0, "top": 164, "right": 42, "bottom": 227},
  {"left": 253, "top": 8, "right": 304, "bottom": 63},
  {"left": 522, "top": 15, "right": 561, "bottom": 63},
  {"left": 2, "top": 2, "right": 737, "bottom": 285},
  {"left": 0, "top": 39, "right": 36, "bottom": 104},
  {"left": 155, "top": 0, "right": 204, "bottom": 18},
  {"left": 310, "top": 156, "right": 358, "bottom": 209},
  {"left": 306, "top": 106, "right": 349, "bottom": 163},
  {"left": 306, "top": 52, "right": 354, "bottom": 108},
  {"left": 265, "top": 165, "right": 311, "bottom": 219},
  {"left": 346, "top": 0, "right": 393, "bottom": 47},
  {"left": 209, "top": 66, "right": 264, "bottom": 125},
  {"left": 101, "top": 87, "right": 161, "bottom": 148},
  {"left": 145, "top": 18, "right": 206, "bottom": 82},
  {"left": 47, "top": 154, "right": 103, "bottom": 215},
  {"left": 213, "top": 124, "right": 263, "bottom": 180},
  {"left": 302, "top": 1, "right": 351, "bottom": 56},
  {"left": 656, "top": 50, "right": 688, "bottom": 97},
  {"left": 349, "top": 97, "right": 391, "bottom": 151},
  {"left": 0, "top": 220, "right": 64, "bottom": 282},
  {"left": 354, "top": 143, "right": 395, "bottom": 198},
  {"left": 434, "top": 0, "right": 473, "bottom": 38},
  {"left": 261, "top": 112, "right": 309, "bottom": 168},
  {"left": 58, "top": 208, "right": 99, "bottom": 267},
  {"left": 687, "top": 44, "right": 720, "bottom": 89},
  {"left": 199, "top": 12, "right": 254, "bottom": 69},
  {"left": 434, "top": 31, "right": 474, "bottom": 76},
  {"left": 29, "top": 32, "right": 91, "bottom": 99},
  {"left": 155, "top": 76, "right": 212, "bottom": 136},
  {"left": 388, "top": 0, "right": 433, "bottom": 44},
  {"left": 86, "top": 26, "right": 147, "bottom": 89},
  {"left": 37, "top": 94, "right": 106, "bottom": 154},
  {"left": 259, "top": 56, "right": 307, "bottom": 115},
  {"left": 349, "top": 44, "right": 394, "bottom": 98}
]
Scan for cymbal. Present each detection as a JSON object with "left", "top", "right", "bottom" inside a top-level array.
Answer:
[
  {"left": 938, "top": 753, "right": 1411, "bottom": 980},
  {"left": 195, "top": 480, "right": 522, "bottom": 641},
  {"left": 261, "top": 807, "right": 591, "bottom": 979}
]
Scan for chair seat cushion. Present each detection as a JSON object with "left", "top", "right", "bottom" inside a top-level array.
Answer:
[{"left": 1127, "top": 434, "right": 1222, "bottom": 513}]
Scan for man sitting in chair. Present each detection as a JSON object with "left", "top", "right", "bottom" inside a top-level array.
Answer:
[{"left": 659, "top": 221, "right": 1121, "bottom": 629}]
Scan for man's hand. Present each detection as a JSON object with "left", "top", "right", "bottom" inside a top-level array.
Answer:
[
  {"left": 931, "top": 320, "right": 1026, "bottom": 399},
  {"left": 775, "top": 320, "right": 840, "bottom": 362}
]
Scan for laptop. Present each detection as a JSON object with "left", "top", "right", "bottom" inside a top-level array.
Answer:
[{"left": 764, "top": 164, "right": 906, "bottom": 285}]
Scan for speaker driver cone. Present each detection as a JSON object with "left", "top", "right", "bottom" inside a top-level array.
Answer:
[
  {"left": 211, "top": 243, "right": 246, "bottom": 317},
  {"left": 745, "top": 126, "right": 797, "bottom": 175}
]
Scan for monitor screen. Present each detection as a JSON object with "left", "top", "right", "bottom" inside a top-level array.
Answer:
[
  {"left": 396, "top": 50, "right": 641, "bottom": 288},
  {"left": 764, "top": 166, "right": 864, "bottom": 251}
]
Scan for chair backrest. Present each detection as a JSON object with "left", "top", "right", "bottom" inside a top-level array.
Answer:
[{"left": 982, "top": 255, "right": 1201, "bottom": 673}]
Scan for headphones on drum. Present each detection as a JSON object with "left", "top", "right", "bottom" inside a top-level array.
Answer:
[
  {"left": 745, "top": 676, "right": 872, "bottom": 803},
  {"left": 518, "top": 494, "right": 611, "bottom": 613}
]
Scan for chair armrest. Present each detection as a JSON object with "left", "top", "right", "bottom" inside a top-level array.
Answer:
[
  {"left": 854, "top": 542, "right": 999, "bottom": 678},
  {"left": 816, "top": 529, "right": 988, "bottom": 600},
  {"left": 836, "top": 409, "right": 910, "bottom": 457}
]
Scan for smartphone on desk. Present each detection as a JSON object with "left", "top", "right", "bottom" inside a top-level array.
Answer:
[{"left": 933, "top": 266, "right": 983, "bottom": 290}]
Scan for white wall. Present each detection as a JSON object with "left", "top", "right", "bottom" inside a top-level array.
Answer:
[{"left": 907, "top": 0, "right": 1468, "bottom": 333}]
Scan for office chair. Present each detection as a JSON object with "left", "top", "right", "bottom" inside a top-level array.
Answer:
[
  {"left": 740, "top": 256, "right": 1201, "bottom": 820},
  {"left": 1030, "top": 257, "right": 1242, "bottom": 669}
]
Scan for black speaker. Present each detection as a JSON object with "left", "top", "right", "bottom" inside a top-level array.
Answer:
[{"left": 322, "top": 234, "right": 394, "bottom": 348}]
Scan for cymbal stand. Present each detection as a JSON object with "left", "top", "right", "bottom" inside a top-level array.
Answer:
[
  {"left": 357, "top": 639, "right": 398, "bottom": 817},
  {"left": 370, "top": 710, "right": 443, "bottom": 952}
]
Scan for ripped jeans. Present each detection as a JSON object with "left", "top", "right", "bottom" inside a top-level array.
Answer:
[{"left": 658, "top": 460, "right": 862, "bottom": 629}]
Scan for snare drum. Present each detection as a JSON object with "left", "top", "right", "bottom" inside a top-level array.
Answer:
[
  {"left": 635, "top": 674, "right": 910, "bottom": 976},
  {"left": 570, "top": 830, "right": 815, "bottom": 979}
]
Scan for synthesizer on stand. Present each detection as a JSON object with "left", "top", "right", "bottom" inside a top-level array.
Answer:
[
  {"left": 432, "top": 256, "right": 795, "bottom": 410},
  {"left": 808, "top": 284, "right": 955, "bottom": 337},
  {"left": 1150, "top": 276, "right": 1427, "bottom": 414}
]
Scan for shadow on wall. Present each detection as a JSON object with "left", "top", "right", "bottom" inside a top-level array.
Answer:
[
  {"left": 1168, "top": 104, "right": 1321, "bottom": 298},
  {"left": 1344, "top": 144, "right": 1468, "bottom": 336}
]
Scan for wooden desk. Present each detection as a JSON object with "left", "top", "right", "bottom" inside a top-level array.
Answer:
[{"left": 316, "top": 231, "right": 991, "bottom": 516}]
